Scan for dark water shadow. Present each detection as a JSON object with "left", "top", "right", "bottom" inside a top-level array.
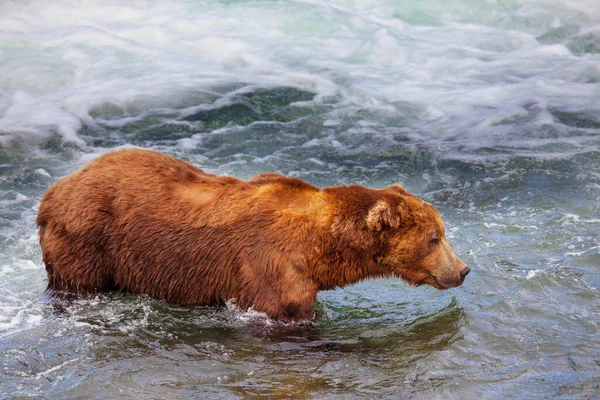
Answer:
[
  {"left": 38, "top": 289, "right": 466, "bottom": 375},
  {"left": 164, "top": 297, "right": 466, "bottom": 361}
]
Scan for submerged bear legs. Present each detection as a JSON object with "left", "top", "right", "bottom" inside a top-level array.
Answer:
[{"left": 237, "top": 258, "right": 319, "bottom": 321}]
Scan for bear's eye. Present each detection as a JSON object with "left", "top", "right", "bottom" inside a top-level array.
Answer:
[{"left": 429, "top": 232, "right": 440, "bottom": 246}]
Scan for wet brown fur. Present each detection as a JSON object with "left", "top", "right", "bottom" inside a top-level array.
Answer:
[{"left": 37, "top": 149, "right": 467, "bottom": 321}]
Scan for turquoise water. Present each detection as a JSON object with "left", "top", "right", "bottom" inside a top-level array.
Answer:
[{"left": 1, "top": 0, "right": 599, "bottom": 398}]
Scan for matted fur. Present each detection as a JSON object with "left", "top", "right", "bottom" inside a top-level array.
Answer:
[{"left": 37, "top": 149, "right": 468, "bottom": 321}]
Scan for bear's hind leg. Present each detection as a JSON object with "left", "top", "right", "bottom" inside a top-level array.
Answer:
[{"left": 41, "top": 228, "right": 115, "bottom": 295}]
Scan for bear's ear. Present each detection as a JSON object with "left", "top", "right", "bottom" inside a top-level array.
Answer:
[{"left": 366, "top": 200, "right": 402, "bottom": 231}]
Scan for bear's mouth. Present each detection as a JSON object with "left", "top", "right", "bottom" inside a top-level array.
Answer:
[{"left": 429, "top": 274, "right": 458, "bottom": 290}]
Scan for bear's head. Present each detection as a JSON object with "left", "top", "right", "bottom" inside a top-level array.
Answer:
[{"left": 365, "top": 185, "right": 470, "bottom": 290}]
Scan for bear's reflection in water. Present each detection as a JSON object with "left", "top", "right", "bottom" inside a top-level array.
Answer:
[
  {"left": 41, "top": 290, "right": 462, "bottom": 397},
  {"left": 48, "top": 291, "right": 461, "bottom": 355}
]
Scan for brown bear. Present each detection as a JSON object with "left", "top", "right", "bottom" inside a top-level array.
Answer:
[{"left": 37, "top": 149, "right": 469, "bottom": 321}]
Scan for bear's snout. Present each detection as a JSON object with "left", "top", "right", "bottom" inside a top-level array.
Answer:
[
  {"left": 448, "top": 261, "right": 470, "bottom": 288},
  {"left": 460, "top": 266, "right": 470, "bottom": 281},
  {"left": 427, "top": 240, "right": 470, "bottom": 289}
]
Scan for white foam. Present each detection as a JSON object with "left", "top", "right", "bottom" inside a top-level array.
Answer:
[
  {"left": 35, "top": 358, "right": 79, "bottom": 379},
  {"left": 177, "top": 137, "right": 202, "bottom": 150},
  {"left": 515, "top": 225, "right": 539, "bottom": 231},
  {"left": 0, "top": 264, "right": 16, "bottom": 277},
  {"left": 13, "top": 259, "right": 40, "bottom": 271},
  {"left": 538, "top": 44, "right": 572, "bottom": 57},
  {"left": 0, "top": 304, "right": 44, "bottom": 336},
  {"left": 34, "top": 169, "right": 52, "bottom": 178},
  {"left": 526, "top": 270, "right": 542, "bottom": 279},
  {"left": 225, "top": 299, "right": 275, "bottom": 326},
  {"left": 0, "top": 0, "right": 597, "bottom": 150}
]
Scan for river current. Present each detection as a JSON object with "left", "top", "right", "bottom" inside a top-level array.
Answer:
[{"left": 1, "top": 0, "right": 599, "bottom": 398}]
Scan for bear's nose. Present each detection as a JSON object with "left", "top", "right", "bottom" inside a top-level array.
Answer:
[{"left": 460, "top": 266, "right": 471, "bottom": 279}]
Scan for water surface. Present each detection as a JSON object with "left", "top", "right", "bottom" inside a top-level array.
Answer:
[{"left": 1, "top": 0, "right": 599, "bottom": 398}]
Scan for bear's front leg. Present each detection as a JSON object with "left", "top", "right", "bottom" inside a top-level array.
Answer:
[
  {"left": 237, "top": 258, "right": 318, "bottom": 322},
  {"left": 277, "top": 297, "right": 318, "bottom": 322}
]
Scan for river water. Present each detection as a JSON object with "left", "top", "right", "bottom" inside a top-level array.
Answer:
[{"left": 1, "top": 0, "right": 599, "bottom": 398}]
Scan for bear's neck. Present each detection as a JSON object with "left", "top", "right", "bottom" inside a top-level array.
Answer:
[{"left": 306, "top": 229, "right": 390, "bottom": 291}]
